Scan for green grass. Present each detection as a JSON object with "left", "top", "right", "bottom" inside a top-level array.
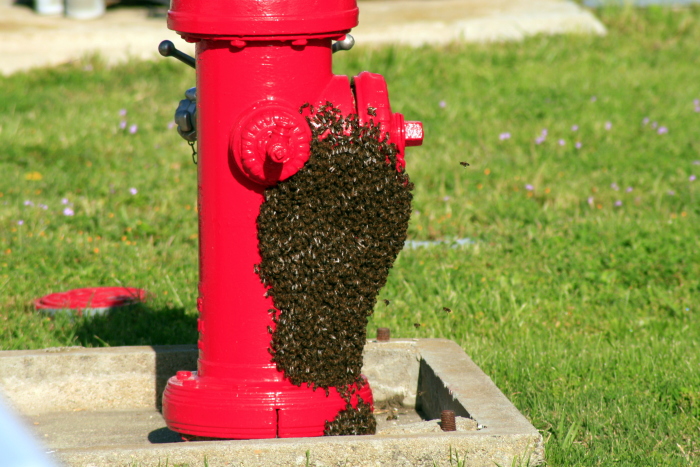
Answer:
[{"left": 1, "top": 6, "right": 700, "bottom": 466}]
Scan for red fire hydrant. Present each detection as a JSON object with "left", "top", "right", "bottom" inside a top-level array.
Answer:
[{"left": 159, "top": 0, "right": 423, "bottom": 439}]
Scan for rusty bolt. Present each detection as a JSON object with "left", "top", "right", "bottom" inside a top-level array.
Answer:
[
  {"left": 376, "top": 327, "right": 391, "bottom": 342},
  {"left": 440, "top": 410, "right": 456, "bottom": 432}
]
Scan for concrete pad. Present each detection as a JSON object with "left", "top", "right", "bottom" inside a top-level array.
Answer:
[
  {"left": 354, "top": 0, "right": 606, "bottom": 46},
  {"left": 0, "top": 339, "right": 544, "bottom": 466},
  {"left": 0, "top": 0, "right": 605, "bottom": 75}
]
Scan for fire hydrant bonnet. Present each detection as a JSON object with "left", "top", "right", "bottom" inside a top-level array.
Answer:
[{"left": 168, "top": 0, "right": 359, "bottom": 37}]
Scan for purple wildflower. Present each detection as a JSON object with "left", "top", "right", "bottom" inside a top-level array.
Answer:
[
  {"left": 690, "top": 175, "right": 697, "bottom": 182},
  {"left": 535, "top": 136, "right": 546, "bottom": 145},
  {"left": 39, "top": 204, "right": 48, "bottom": 210},
  {"left": 525, "top": 184, "right": 534, "bottom": 191},
  {"left": 626, "top": 187, "right": 633, "bottom": 193},
  {"left": 694, "top": 99, "right": 699, "bottom": 106},
  {"left": 651, "top": 122, "right": 658, "bottom": 129},
  {"left": 642, "top": 117, "right": 649, "bottom": 125},
  {"left": 442, "top": 196, "right": 450, "bottom": 202},
  {"left": 587, "top": 196, "right": 594, "bottom": 206},
  {"left": 119, "top": 121, "right": 127, "bottom": 130},
  {"left": 24, "top": 200, "right": 33, "bottom": 206},
  {"left": 129, "top": 124, "right": 138, "bottom": 134},
  {"left": 611, "top": 183, "right": 619, "bottom": 191},
  {"left": 168, "top": 121, "right": 176, "bottom": 130},
  {"left": 575, "top": 142, "right": 582, "bottom": 149},
  {"left": 119, "top": 109, "right": 127, "bottom": 117},
  {"left": 61, "top": 198, "right": 70, "bottom": 205},
  {"left": 558, "top": 139, "right": 565, "bottom": 146},
  {"left": 694, "top": 161, "right": 700, "bottom": 165},
  {"left": 17, "top": 220, "right": 24, "bottom": 226},
  {"left": 657, "top": 126, "right": 668, "bottom": 135},
  {"left": 605, "top": 121, "right": 612, "bottom": 131},
  {"left": 667, "top": 190, "right": 676, "bottom": 196},
  {"left": 614, "top": 200, "right": 623, "bottom": 207},
  {"left": 571, "top": 125, "right": 579, "bottom": 132},
  {"left": 499, "top": 132, "right": 511, "bottom": 141},
  {"left": 129, "top": 187, "right": 138, "bottom": 195},
  {"left": 541, "top": 129, "right": 548, "bottom": 137},
  {"left": 63, "top": 208, "right": 74, "bottom": 216},
  {"left": 439, "top": 100, "right": 446, "bottom": 108},
  {"left": 591, "top": 96, "right": 597, "bottom": 102}
]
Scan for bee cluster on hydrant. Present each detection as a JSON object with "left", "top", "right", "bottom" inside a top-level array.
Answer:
[{"left": 158, "top": 0, "right": 423, "bottom": 439}]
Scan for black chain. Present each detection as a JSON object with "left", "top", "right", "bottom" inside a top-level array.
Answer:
[{"left": 188, "top": 140, "right": 198, "bottom": 165}]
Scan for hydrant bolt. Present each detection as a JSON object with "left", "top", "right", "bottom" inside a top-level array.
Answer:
[
  {"left": 332, "top": 34, "right": 355, "bottom": 54},
  {"left": 176, "top": 371, "right": 192, "bottom": 381}
]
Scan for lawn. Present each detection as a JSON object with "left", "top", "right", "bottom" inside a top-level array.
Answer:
[{"left": 1, "top": 6, "right": 699, "bottom": 466}]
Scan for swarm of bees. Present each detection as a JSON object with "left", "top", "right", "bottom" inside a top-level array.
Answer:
[
  {"left": 256, "top": 102, "right": 413, "bottom": 433},
  {"left": 324, "top": 399, "right": 376, "bottom": 436}
]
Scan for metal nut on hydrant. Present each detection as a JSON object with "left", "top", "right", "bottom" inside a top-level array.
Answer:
[{"left": 158, "top": 0, "right": 423, "bottom": 440}]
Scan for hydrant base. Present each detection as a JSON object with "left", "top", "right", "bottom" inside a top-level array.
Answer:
[{"left": 162, "top": 372, "right": 373, "bottom": 439}]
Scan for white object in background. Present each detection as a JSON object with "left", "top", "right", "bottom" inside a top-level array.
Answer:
[
  {"left": 0, "top": 395, "right": 57, "bottom": 467},
  {"left": 34, "top": 0, "right": 64, "bottom": 15},
  {"left": 65, "top": 0, "right": 104, "bottom": 19}
]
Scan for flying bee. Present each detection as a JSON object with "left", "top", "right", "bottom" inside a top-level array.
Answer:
[
  {"left": 413, "top": 323, "right": 421, "bottom": 328},
  {"left": 460, "top": 161, "right": 470, "bottom": 167},
  {"left": 442, "top": 307, "right": 452, "bottom": 313}
]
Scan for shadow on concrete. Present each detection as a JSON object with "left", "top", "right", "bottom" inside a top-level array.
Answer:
[
  {"left": 70, "top": 303, "right": 199, "bottom": 411},
  {"left": 148, "top": 426, "right": 184, "bottom": 444},
  {"left": 151, "top": 344, "right": 198, "bottom": 410},
  {"left": 71, "top": 303, "right": 198, "bottom": 348},
  {"left": 415, "top": 358, "right": 471, "bottom": 421}
]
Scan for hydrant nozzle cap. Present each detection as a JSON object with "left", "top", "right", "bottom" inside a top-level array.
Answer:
[
  {"left": 405, "top": 121, "right": 424, "bottom": 147},
  {"left": 168, "top": 0, "right": 359, "bottom": 37}
]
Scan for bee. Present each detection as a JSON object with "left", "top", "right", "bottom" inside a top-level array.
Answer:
[
  {"left": 443, "top": 307, "right": 452, "bottom": 313},
  {"left": 383, "top": 299, "right": 390, "bottom": 306},
  {"left": 460, "top": 162, "right": 470, "bottom": 167},
  {"left": 413, "top": 323, "right": 421, "bottom": 328}
]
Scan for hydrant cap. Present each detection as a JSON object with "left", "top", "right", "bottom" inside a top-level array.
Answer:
[{"left": 168, "top": 0, "right": 359, "bottom": 37}]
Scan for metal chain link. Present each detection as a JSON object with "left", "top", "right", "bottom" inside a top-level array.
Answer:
[{"left": 188, "top": 140, "right": 198, "bottom": 165}]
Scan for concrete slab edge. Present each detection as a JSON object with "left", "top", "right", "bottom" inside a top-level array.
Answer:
[{"left": 59, "top": 432, "right": 543, "bottom": 467}]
